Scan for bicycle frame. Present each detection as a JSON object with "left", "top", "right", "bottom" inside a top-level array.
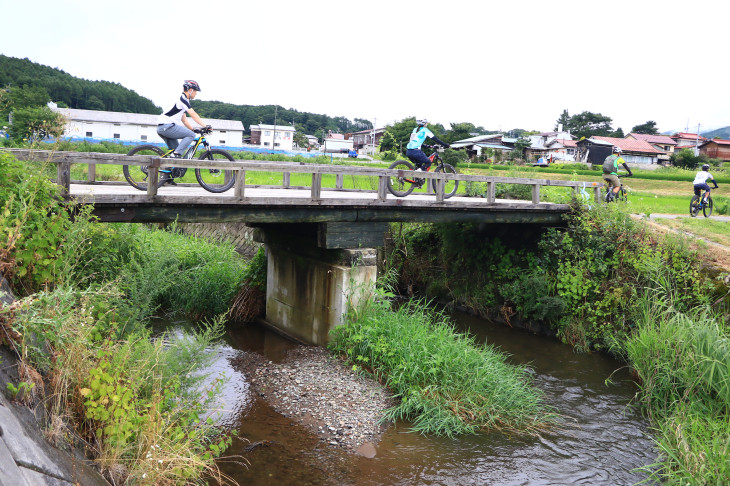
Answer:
[{"left": 403, "top": 149, "right": 443, "bottom": 184}]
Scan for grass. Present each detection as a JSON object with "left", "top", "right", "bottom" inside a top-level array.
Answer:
[
  {"left": 329, "top": 293, "right": 559, "bottom": 438},
  {"left": 614, "top": 293, "right": 730, "bottom": 485}
]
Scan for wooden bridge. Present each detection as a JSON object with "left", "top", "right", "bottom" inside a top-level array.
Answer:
[
  {"left": 6, "top": 149, "right": 603, "bottom": 227},
  {"left": 5, "top": 148, "right": 604, "bottom": 345}
]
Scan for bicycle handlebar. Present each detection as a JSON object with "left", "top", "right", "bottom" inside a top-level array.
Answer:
[{"left": 194, "top": 125, "right": 213, "bottom": 135}]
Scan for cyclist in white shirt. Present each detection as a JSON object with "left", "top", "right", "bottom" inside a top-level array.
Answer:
[
  {"left": 156, "top": 80, "right": 210, "bottom": 158},
  {"left": 406, "top": 118, "right": 450, "bottom": 171},
  {"left": 693, "top": 163, "right": 719, "bottom": 203}
]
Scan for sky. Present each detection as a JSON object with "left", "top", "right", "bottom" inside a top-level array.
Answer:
[{"left": 1, "top": 0, "right": 728, "bottom": 135}]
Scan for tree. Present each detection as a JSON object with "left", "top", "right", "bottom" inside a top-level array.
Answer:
[
  {"left": 444, "top": 122, "right": 477, "bottom": 143},
  {"left": 554, "top": 109, "right": 570, "bottom": 131},
  {"left": 612, "top": 127, "right": 625, "bottom": 138},
  {"left": 564, "top": 111, "right": 614, "bottom": 139},
  {"left": 9, "top": 105, "right": 66, "bottom": 143},
  {"left": 293, "top": 131, "right": 309, "bottom": 149},
  {"left": 630, "top": 120, "right": 659, "bottom": 135},
  {"left": 512, "top": 136, "right": 531, "bottom": 159}
]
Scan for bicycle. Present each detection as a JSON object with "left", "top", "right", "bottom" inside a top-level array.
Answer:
[
  {"left": 604, "top": 174, "right": 629, "bottom": 203},
  {"left": 123, "top": 127, "right": 236, "bottom": 193},
  {"left": 386, "top": 146, "right": 458, "bottom": 198},
  {"left": 690, "top": 192, "right": 714, "bottom": 217}
]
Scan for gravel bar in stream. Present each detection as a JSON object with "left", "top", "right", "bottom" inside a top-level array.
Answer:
[{"left": 236, "top": 346, "right": 396, "bottom": 456}]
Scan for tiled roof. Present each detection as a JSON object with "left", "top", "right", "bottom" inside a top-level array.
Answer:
[
  {"left": 628, "top": 133, "right": 677, "bottom": 145},
  {"left": 701, "top": 139, "right": 730, "bottom": 146},
  {"left": 591, "top": 136, "right": 664, "bottom": 154},
  {"left": 672, "top": 132, "right": 707, "bottom": 141},
  {"left": 548, "top": 138, "right": 577, "bottom": 148}
]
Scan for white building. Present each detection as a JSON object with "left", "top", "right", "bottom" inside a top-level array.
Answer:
[
  {"left": 50, "top": 104, "right": 244, "bottom": 147},
  {"left": 249, "top": 124, "right": 296, "bottom": 151}
]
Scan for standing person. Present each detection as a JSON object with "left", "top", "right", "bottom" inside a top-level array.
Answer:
[
  {"left": 406, "top": 119, "right": 450, "bottom": 171},
  {"left": 693, "top": 163, "right": 719, "bottom": 203},
  {"left": 156, "top": 80, "right": 210, "bottom": 158},
  {"left": 602, "top": 146, "right": 633, "bottom": 201}
]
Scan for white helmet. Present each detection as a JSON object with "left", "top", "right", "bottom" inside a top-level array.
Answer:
[
  {"left": 416, "top": 119, "right": 428, "bottom": 126},
  {"left": 612, "top": 146, "right": 622, "bottom": 153}
]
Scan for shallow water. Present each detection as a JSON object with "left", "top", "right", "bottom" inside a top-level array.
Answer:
[{"left": 166, "top": 312, "right": 657, "bottom": 485}]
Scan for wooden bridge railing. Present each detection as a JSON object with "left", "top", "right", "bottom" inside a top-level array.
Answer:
[{"left": 3, "top": 149, "right": 605, "bottom": 204}]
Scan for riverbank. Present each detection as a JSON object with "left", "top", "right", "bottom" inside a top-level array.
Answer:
[{"left": 232, "top": 346, "right": 395, "bottom": 457}]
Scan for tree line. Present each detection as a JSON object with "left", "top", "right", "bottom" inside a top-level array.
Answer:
[{"left": 0, "top": 54, "right": 159, "bottom": 114}]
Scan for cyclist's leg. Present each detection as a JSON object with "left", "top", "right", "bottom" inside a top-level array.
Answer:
[
  {"left": 157, "top": 123, "right": 194, "bottom": 156},
  {"left": 406, "top": 149, "right": 431, "bottom": 170},
  {"left": 603, "top": 174, "right": 619, "bottom": 200}
]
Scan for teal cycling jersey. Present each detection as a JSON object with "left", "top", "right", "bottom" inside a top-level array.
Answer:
[{"left": 407, "top": 126, "right": 434, "bottom": 150}]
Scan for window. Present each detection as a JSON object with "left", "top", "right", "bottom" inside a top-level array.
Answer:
[
  {"left": 264, "top": 131, "right": 271, "bottom": 136},
  {"left": 264, "top": 142, "right": 270, "bottom": 146},
  {"left": 220, "top": 130, "right": 226, "bottom": 133},
  {"left": 220, "top": 140, "right": 225, "bottom": 144},
  {"left": 114, "top": 123, "right": 120, "bottom": 126},
  {"left": 141, "top": 135, "right": 147, "bottom": 141},
  {"left": 86, "top": 132, "right": 93, "bottom": 137},
  {"left": 113, "top": 133, "right": 120, "bottom": 139},
  {"left": 567, "top": 148, "right": 575, "bottom": 155}
]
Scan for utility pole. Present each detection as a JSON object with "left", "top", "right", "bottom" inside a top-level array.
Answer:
[
  {"left": 694, "top": 123, "right": 701, "bottom": 156},
  {"left": 272, "top": 105, "right": 278, "bottom": 152}
]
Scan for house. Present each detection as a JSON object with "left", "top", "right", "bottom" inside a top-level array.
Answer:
[
  {"left": 525, "top": 131, "right": 575, "bottom": 160},
  {"left": 545, "top": 138, "right": 578, "bottom": 161},
  {"left": 304, "top": 135, "right": 320, "bottom": 149},
  {"left": 249, "top": 124, "right": 296, "bottom": 151},
  {"left": 450, "top": 133, "right": 512, "bottom": 158},
  {"left": 671, "top": 132, "right": 707, "bottom": 152},
  {"left": 699, "top": 139, "right": 730, "bottom": 162},
  {"left": 625, "top": 133, "right": 677, "bottom": 163},
  {"left": 50, "top": 104, "right": 244, "bottom": 147},
  {"left": 321, "top": 132, "right": 353, "bottom": 153},
  {"left": 349, "top": 127, "right": 386, "bottom": 155},
  {"left": 576, "top": 136, "right": 664, "bottom": 166}
]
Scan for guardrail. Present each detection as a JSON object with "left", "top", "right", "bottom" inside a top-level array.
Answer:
[{"left": 3, "top": 149, "right": 605, "bottom": 204}]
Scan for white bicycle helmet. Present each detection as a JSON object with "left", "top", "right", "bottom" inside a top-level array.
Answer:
[
  {"left": 416, "top": 118, "right": 428, "bottom": 126},
  {"left": 702, "top": 164, "right": 710, "bottom": 170},
  {"left": 612, "top": 146, "right": 622, "bottom": 153}
]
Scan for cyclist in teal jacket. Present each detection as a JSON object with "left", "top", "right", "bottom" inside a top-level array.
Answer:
[{"left": 406, "top": 119, "right": 450, "bottom": 171}]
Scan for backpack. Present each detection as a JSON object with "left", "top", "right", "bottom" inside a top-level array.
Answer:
[{"left": 602, "top": 155, "right": 617, "bottom": 174}]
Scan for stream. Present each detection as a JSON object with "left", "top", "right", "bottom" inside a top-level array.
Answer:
[{"left": 158, "top": 310, "right": 658, "bottom": 486}]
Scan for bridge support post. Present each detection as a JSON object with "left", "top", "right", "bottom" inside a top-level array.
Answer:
[{"left": 253, "top": 223, "right": 386, "bottom": 346}]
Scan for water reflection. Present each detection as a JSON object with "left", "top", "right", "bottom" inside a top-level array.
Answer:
[{"left": 168, "top": 312, "right": 657, "bottom": 485}]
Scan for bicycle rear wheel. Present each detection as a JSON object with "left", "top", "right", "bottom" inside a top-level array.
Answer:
[
  {"left": 703, "top": 197, "right": 713, "bottom": 217},
  {"left": 195, "top": 149, "right": 236, "bottom": 193},
  {"left": 434, "top": 163, "right": 458, "bottom": 199},
  {"left": 124, "top": 145, "right": 165, "bottom": 191},
  {"left": 387, "top": 160, "right": 416, "bottom": 197},
  {"left": 689, "top": 195, "right": 700, "bottom": 217}
]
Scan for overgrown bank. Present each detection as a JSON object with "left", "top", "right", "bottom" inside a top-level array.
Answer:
[
  {"left": 0, "top": 152, "right": 260, "bottom": 484},
  {"left": 385, "top": 203, "right": 730, "bottom": 484}
]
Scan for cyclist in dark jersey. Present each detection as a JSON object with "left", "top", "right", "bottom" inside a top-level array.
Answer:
[{"left": 156, "top": 80, "right": 210, "bottom": 158}]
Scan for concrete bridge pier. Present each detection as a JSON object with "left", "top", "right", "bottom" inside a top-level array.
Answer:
[{"left": 252, "top": 223, "right": 387, "bottom": 346}]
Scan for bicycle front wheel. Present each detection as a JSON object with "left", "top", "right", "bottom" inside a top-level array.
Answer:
[
  {"left": 690, "top": 195, "right": 700, "bottom": 217},
  {"left": 124, "top": 145, "right": 165, "bottom": 191},
  {"left": 434, "top": 163, "right": 458, "bottom": 199},
  {"left": 617, "top": 186, "right": 628, "bottom": 203},
  {"left": 195, "top": 149, "right": 236, "bottom": 193},
  {"left": 387, "top": 160, "right": 416, "bottom": 197},
  {"left": 703, "top": 197, "right": 713, "bottom": 217}
]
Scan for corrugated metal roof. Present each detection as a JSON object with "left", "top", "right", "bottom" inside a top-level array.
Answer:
[
  {"left": 628, "top": 133, "right": 677, "bottom": 145},
  {"left": 53, "top": 107, "right": 244, "bottom": 130},
  {"left": 591, "top": 136, "right": 664, "bottom": 154},
  {"left": 701, "top": 139, "right": 730, "bottom": 146}
]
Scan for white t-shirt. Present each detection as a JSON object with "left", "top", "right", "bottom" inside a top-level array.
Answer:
[
  {"left": 693, "top": 170, "right": 714, "bottom": 185},
  {"left": 157, "top": 94, "right": 192, "bottom": 125}
]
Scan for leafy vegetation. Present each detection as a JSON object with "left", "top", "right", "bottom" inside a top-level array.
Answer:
[
  {"left": 0, "top": 149, "right": 252, "bottom": 484},
  {"left": 329, "top": 292, "right": 558, "bottom": 437}
]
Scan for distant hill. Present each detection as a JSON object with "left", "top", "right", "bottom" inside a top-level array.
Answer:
[
  {"left": 701, "top": 126, "right": 730, "bottom": 140},
  {"left": 0, "top": 54, "right": 160, "bottom": 114},
  {"left": 0, "top": 54, "right": 373, "bottom": 136}
]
